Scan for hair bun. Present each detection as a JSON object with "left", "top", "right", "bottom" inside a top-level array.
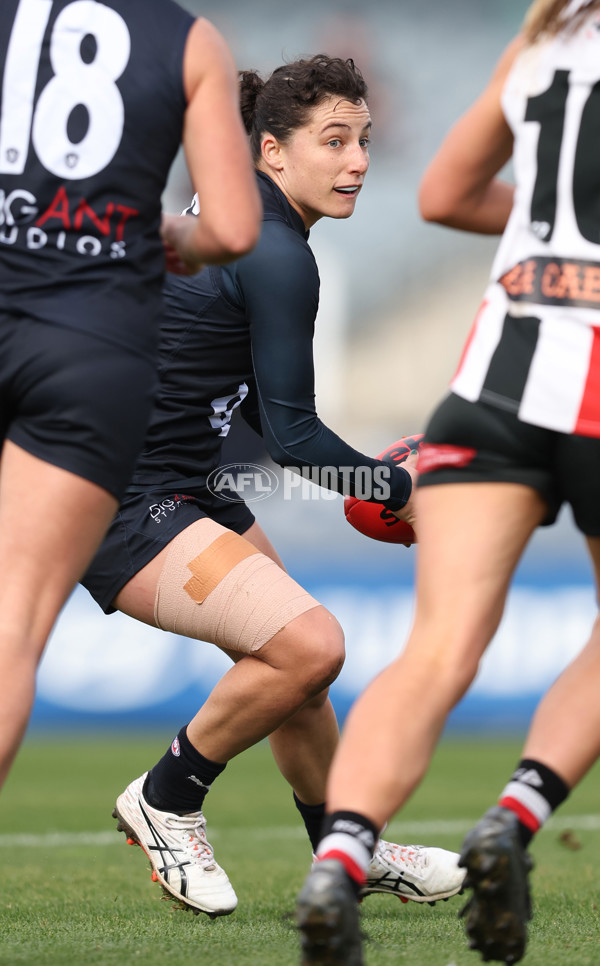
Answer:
[{"left": 239, "top": 70, "right": 265, "bottom": 134}]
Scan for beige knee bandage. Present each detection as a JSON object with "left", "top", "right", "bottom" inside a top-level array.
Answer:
[{"left": 154, "top": 518, "right": 320, "bottom": 653}]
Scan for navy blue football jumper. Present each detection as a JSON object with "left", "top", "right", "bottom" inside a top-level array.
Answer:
[
  {"left": 0, "top": 0, "right": 194, "bottom": 360},
  {"left": 0, "top": 0, "right": 194, "bottom": 497},
  {"left": 82, "top": 172, "right": 411, "bottom": 608}
]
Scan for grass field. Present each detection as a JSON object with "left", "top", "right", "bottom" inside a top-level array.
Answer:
[{"left": 0, "top": 734, "right": 599, "bottom": 966}]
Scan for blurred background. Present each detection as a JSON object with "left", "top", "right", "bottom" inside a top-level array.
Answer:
[{"left": 31, "top": 0, "right": 598, "bottom": 738}]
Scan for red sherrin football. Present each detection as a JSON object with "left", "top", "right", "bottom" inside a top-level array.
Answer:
[{"left": 343, "top": 435, "right": 424, "bottom": 544}]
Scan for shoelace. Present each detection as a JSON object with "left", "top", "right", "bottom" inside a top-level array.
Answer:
[
  {"left": 377, "top": 841, "right": 428, "bottom": 873},
  {"left": 164, "top": 811, "right": 217, "bottom": 870}
]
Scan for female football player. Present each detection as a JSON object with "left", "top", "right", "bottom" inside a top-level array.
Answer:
[
  {"left": 82, "top": 55, "right": 464, "bottom": 919},
  {"left": 0, "top": 0, "right": 260, "bottom": 794},
  {"left": 297, "top": 2, "right": 600, "bottom": 963}
]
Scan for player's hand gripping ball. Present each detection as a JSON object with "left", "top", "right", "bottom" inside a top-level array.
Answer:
[{"left": 343, "top": 435, "right": 424, "bottom": 545}]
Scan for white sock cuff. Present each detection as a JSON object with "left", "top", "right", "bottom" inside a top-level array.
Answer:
[
  {"left": 316, "top": 832, "right": 371, "bottom": 874},
  {"left": 501, "top": 780, "right": 551, "bottom": 825}
]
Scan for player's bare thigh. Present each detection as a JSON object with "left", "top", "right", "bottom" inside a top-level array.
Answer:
[
  {"left": 0, "top": 440, "right": 118, "bottom": 649},
  {"left": 410, "top": 480, "right": 547, "bottom": 653}
]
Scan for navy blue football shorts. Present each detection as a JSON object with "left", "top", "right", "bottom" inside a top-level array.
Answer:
[
  {"left": 418, "top": 391, "right": 600, "bottom": 536},
  {"left": 81, "top": 486, "right": 256, "bottom": 613},
  {"left": 0, "top": 312, "right": 157, "bottom": 500}
]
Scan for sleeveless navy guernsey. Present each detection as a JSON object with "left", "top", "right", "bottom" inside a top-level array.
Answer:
[{"left": 0, "top": 0, "right": 194, "bottom": 360}]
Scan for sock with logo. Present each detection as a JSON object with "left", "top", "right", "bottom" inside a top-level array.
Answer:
[
  {"left": 498, "top": 758, "right": 570, "bottom": 847},
  {"left": 143, "top": 725, "right": 227, "bottom": 815},
  {"left": 315, "top": 810, "right": 378, "bottom": 895},
  {"left": 293, "top": 792, "right": 325, "bottom": 852}
]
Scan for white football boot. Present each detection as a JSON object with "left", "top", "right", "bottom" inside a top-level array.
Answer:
[
  {"left": 363, "top": 840, "right": 466, "bottom": 904},
  {"left": 112, "top": 772, "right": 237, "bottom": 918}
]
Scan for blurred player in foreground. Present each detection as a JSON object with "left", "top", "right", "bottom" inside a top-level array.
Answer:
[
  {"left": 0, "top": 0, "right": 260, "bottom": 793},
  {"left": 81, "top": 55, "right": 465, "bottom": 919},
  {"left": 296, "top": 1, "right": 600, "bottom": 963}
]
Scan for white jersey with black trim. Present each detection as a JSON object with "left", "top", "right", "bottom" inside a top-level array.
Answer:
[{"left": 452, "top": 10, "right": 600, "bottom": 438}]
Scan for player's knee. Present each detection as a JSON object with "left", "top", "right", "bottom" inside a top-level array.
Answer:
[
  {"left": 447, "top": 656, "right": 480, "bottom": 702},
  {"left": 432, "top": 645, "right": 482, "bottom": 706},
  {"left": 303, "top": 610, "right": 345, "bottom": 690},
  {"left": 404, "top": 624, "right": 483, "bottom": 708},
  {"left": 269, "top": 606, "right": 345, "bottom": 695}
]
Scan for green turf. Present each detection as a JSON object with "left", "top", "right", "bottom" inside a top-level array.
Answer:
[{"left": 0, "top": 734, "right": 599, "bottom": 965}]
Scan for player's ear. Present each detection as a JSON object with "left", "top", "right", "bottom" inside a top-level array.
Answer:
[{"left": 261, "top": 134, "right": 284, "bottom": 172}]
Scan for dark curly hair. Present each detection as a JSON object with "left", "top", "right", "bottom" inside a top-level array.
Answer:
[{"left": 239, "top": 54, "right": 368, "bottom": 162}]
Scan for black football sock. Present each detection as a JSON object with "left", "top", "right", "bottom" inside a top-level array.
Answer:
[
  {"left": 293, "top": 792, "right": 325, "bottom": 852},
  {"left": 144, "top": 725, "right": 226, "bottom": 815},
  {"left": 498, "top": 757, "right": 570, "bottom": 847},
  {"left": 316, "top": 810, "right": 379, "bottom": 896}
]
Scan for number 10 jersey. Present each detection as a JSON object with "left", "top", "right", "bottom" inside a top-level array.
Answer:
[{"left": 452, "top": 10, "right": 600, "bottom": 438}]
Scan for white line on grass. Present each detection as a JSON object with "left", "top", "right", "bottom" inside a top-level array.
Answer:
[{"left": 0, "top": 814, "right": 599, "bottom": 847}]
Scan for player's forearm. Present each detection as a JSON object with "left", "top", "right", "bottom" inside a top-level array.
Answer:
[{"left": 420, "top": 177, "right": 514, "bottom": 235}]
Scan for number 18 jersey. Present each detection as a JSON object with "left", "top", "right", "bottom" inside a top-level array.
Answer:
[
  {"left": 452, "top": 10, "right": 600, "bottom": 438},
  {"left": 0, "top": 0, "right": 194, "bottom": 360}
]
